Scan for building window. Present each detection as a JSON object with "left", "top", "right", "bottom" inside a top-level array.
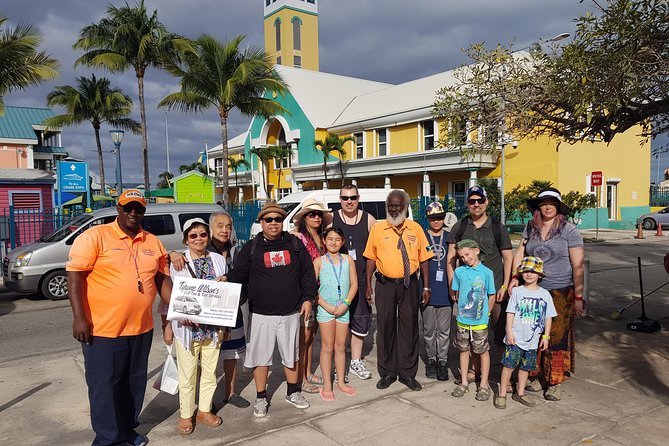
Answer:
[
  {"left": 377, "top": 128, "right": 388, "bottom": 156},
  {"left": 307, "top": 0, "right": 315, "bottom": 3},
  {"left": 422, "top": 120, "right": 434, "bottom": 150},
  {"left": 292, "top": 17, "right": 302, "bottom": 51},
  {"left": 276, "top": 187, "right": 292, "bottom": 200},
  {"left": 294, "top": 55, "right": 301, "bottom": 68},
  {"left": 354, "top": 132, "right": 364, "bottom": 159},
  {"left": 277, "top": 56, "right": 281, "bottom": 65},
  {"left": 274, "top": 19, "right": 281, "bottom": 51},
  {"left": 273, "top": 149, "right": 292, "bottom": 170},
  {"left": 266, "top": 0, "right": 271, "bottom": 6},
  {"left": 214, "top": 157, "right": 225, "bottom": 177}
]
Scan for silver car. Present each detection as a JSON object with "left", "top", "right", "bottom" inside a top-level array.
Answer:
[
  {"left": 2, "top": 203, "right": 224, "bottom": 300},
  {"left": 636, "top": 207, "right": 669, "bottom": 230}
]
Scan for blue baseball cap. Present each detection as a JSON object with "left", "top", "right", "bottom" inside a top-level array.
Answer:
[{"left": 467, "top": 185, "right": 487, "bottom": 199}]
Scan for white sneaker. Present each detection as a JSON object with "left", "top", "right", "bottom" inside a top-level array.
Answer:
[
  {"left": 253, "top": 397, "right": 269, "bottom": 417},
  {"left": 333, "top": 369, "right": 350, "bottom": 384},
  {"left": 284, "top": 391, "right": 310, "bottom": 409},
  {"left": 349, "top": 359, "right": 372, "bottom": 380}
]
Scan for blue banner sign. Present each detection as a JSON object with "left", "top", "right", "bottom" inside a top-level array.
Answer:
[{"left": 58, "top": 161, "right": 89, "bottom": 193}]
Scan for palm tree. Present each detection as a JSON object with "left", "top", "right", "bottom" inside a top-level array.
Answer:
[
  {"left": 269, "top": 144, "right": 293, "bottom": 198},
  {"left": 178, "top": 162, "right": 207, "bottom": 174},
  {"left": 45, "top": 75, "right": 139, "bottom": 195},
  {"left": 228, "top": 156, "right": 251, "bottom": 189},
  {"left": 313, "top": 132, "right": 355, "bottom": 188},
  {"left": 0, "top": 13, "right": 59, "bottom": 114},
  {"left": 159, "top": 34, "right": 288, "bottom": 206},
  {"left": 156, "top": 170, "right": 173, "bottom": 189},
  {"left": 250, "top": 146, "right": 275, "bottom": 199},
  {"left": 73, "top": 0, "right": 191, "bottom": 192}
]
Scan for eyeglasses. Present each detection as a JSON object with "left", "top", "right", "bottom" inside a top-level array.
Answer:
[
  {"left": 188, "top": 232, "right": 209, "bottom": 240},
  {"left": 467, "top": 198, "right": 486, "bottom": 205},
  {"left": 306, "top": 211, "right": 323, "bottom": 218},
  {"left": 121, "top": 204, "right": 146, "bottom": 215},
  {"left": 262, "top": 216, "right": 284, "bottom": 223},
  {"left": 340, "top": 195, "right": 359, "bottom": 201}
]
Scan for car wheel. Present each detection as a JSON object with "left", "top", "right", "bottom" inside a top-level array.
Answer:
[
  {"left": 642, "top": 218, "right": 656, "bottom": 230},
  {"left": 41, "top": 270, "right": 68, "bottom": 301}
]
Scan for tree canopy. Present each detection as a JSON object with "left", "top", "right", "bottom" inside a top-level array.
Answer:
[{"left": 434, "top": 0, "right": 669, "bottom": 150}]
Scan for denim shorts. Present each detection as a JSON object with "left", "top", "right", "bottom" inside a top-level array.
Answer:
[{"left": 501, "top": 344, "right": 538, "bottom": 371}]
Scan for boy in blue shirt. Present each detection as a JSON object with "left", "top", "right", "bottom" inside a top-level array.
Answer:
[
  {"left": 450, "top": 239, "right": 495, "bottom": 401},
  {"left": 421, "top": 202, "right": 452, "bottom": 381},
  {"left": 495, "top": 256, "right": 556, "bottom": 409}
]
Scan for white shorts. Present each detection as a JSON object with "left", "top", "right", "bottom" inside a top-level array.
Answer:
[{"left": 243, "top": 312, "right": 300, "bottom": 368}]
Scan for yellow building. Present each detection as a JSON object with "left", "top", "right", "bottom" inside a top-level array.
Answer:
[
  {"left": 207, "top": 0, "right": 650, "bottom": 229},
  {"left": 263, "top": 0, "right": 319, "bottom": 71}
]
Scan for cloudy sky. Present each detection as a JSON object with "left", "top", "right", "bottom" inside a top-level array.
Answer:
[{"left": 8, "top": 0, "right": 644, "bottom": 187}]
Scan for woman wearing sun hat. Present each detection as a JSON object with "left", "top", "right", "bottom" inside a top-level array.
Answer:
[
  {"left": 508, "top": 187, "right": 584, "bottom": 401},
  {"left": 290, "top": 198, "right": 332, "bottom": 393}
]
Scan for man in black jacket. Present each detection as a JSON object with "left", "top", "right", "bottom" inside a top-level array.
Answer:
[{"left": 226, "top": 201, "right": 317, "bottom": 418}]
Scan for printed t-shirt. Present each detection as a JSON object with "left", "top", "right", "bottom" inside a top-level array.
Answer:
[
  {"left": 451, "top": 262, "right": 495, "bottom": 326},
  {"left": 66, "top": 219, "right": 169, "bottom": 338},
  {"left": 422, "top": 229, "right": 451, "bottom": 306},
  {"left": 505, "top": 285, "right": 557, "bottom": 350},
  {"left": 523, "top": 222, "right": 583, "bottom": 290}
]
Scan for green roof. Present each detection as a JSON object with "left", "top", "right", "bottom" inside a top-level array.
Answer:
[
  {"left": 149, "top": 188, "right": 174, "bottom": 197},
  {"left": 0, "top": 106, "right": 55, "bottom": 141}
]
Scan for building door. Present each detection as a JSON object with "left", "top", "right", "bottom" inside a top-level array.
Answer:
[
  {"left": 606, "top": 183, "right": 618, "bottom": 220},
  {"left": 451, "top": 181, "right": 467, "bottom": 217}
]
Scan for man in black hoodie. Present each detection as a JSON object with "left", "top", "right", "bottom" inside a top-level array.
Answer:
[{"left": 226, "top": 201, "right": 317, "bottom": 418}]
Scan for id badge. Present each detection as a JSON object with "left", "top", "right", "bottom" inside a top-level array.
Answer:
[
  {"left": 349, "top": 249, "right": 357, "bottom": 260},
  {"left": 436, "top": 270, "right": 444, "bottom": 282}
]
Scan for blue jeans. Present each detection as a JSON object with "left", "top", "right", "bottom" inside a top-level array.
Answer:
[{"left": 81, "top": 330, "right": 153, "bottom": 446}]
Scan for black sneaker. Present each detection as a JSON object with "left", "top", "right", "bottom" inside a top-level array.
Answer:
[
  {"left": 437, "top": 361, "right": 449, "bottom": 381},
  {"left": 425, "top": 359, "right": 437, "bottom": 379},
  {"left": 376, "top": 375, "right": 397, "bottom": 389}
]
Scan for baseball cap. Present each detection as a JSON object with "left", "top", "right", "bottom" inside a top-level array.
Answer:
[
  {"left": 181, "top": 217, "right": 210, "bottom": 244},
  {"left": 517, "top": 256, "right": 546, "bottom": 277},
  {"left": 467, "top": 185, "right": 487, "bottom": 199},
  {"left": 425, "top": 202, "right": 446, "bottom": 219},
  {"left": 118, "top": 189, "right": 147, "bottom": 206}
]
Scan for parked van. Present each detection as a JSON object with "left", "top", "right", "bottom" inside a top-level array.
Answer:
[
  {"left": 249, "top": 188, "right": 412, "bottom": 237},
  {"left": 2, "top": 203, "right": 224, "bottom": 300}
]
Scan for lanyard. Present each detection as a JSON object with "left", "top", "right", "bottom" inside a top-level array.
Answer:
[
  {"left": 428, "top": 230, "right": 445, "bottom": 270},
  {"left": 325, "top": 252, "right": 343, "bottom": 297},
  {"left": 123, "top": 237, "right": 143, "bottom": 293}
]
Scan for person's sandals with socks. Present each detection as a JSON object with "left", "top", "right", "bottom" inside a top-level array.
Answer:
[{"left": 513, "top": 393, "right": 537, "bottom": 407}]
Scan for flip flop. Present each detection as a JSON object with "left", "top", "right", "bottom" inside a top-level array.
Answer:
[
  {"left": 307, "top": 374, "right": 323, "bottom": 385},
  {"left": 337, "top": 383, "right": 357, "bottom": 397},
  {"left": 178, "top": 417, "right": 193, "bottom": 435},
  {"left": 319, "top": 388, "right": 335, "bottom": 401}
]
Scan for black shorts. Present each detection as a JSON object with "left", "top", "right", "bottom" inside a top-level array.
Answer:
[{"left": 349, "top": 285, "right": 372, "bottom": 336}]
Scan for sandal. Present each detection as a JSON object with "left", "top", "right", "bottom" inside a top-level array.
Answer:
[
  {"left": 307, "top": 374, "right": 323, "bottom": 385},
  {"left": 195, "top": 410, "right": 222, "bottom": 427},
  {"left": 178, "top": 417, "right": 193, "bottom": 435},
  {"left": 512, "top": 393, "right": 537, "bottom": 407},
  {"left": 337, "top": 383, "right": 357, "bottom": 397},
  {"left": 451, "top": 383, "right": 469, "bottom": 398},
  {"left": 319, "top": 388, "right": 335, "bottom": 401},
  {"left": 525, "top": 379, "right": 543, "bottom": 392},
  {"left": 475, "top": 386, "right": 491, "bottom": 402},
  {"left": 493, "top": 395, "right": 507, "bottom": 409},
  {"left": 544, "top": 384, "right": 562, "bottom": 401},
  {"left": 301, "top": 382, "right": 320, "bottom": 394}
]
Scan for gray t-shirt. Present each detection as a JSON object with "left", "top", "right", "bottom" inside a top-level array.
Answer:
[
  {"left": 505, "top": 286, "right": 557, "bottom": 351},
  {"left": 522, "top": 222, "right": 583, "bottom": 290},
  {"left": 448, "top": 217, "right": 512, "bottom": 289}
]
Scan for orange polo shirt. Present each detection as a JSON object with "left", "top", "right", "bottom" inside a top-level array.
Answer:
[
  {"left": 66, "top": 219, "right": 169, "bottom": 338},
  {"left": 363, "top": 219, "right": 434, "bottom": 278}
]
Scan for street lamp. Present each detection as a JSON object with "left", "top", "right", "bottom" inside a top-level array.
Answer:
[{"left": 110, "top": 129, "right": 124, "bottom": 194}]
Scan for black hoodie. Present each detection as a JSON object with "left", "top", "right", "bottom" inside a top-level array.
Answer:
[{"left": 228, "top": 232, "right": 317, "bottom": 315}]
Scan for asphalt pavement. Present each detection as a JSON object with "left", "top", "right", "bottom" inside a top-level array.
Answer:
[{"left": 0, "top": 229, "right": 668, "bottom": 445}]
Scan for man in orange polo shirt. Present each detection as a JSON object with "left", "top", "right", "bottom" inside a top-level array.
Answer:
[
  {"left": 67, "top": 189, "right": 173, "bottom": 446},
  {"left": 364, "top": 189, "right": 433, "bottom": 392}
]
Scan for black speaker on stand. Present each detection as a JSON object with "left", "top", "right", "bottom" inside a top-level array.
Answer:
[{"left": 627, "top": 257, "right": 662, "bottom": 333}]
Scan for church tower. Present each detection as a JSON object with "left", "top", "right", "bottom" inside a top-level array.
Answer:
[{"left": 263, "top": 0, "right": 319, "bottom": 71}]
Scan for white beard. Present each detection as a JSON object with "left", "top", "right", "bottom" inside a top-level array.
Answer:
[{"left": 386, "top": 212, "right": 407, "bottom": 227}]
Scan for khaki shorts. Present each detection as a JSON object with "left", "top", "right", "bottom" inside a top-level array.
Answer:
[
  {"left": 454, "top": 324, "right": 490, "bottom": 354},
  {"left": 244, "top": 312, "right": 300, "bottom": 368}
]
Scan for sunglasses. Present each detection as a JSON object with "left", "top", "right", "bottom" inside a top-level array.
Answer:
[
  {"left": 188, "top": 232, "right": 209, "bottom": 240},
  {"left": 306, "top": 211, "right": 323, "bottom": 218},
  {"left": 121, "top": 204, "right": 146, "bottom": 214},
  {"left": 427, "top": 216, "right": 443, "bottom": 221},
  {"left": 340, "top": 195, "right": 359, "bottom": 201},
  {"left": 262, "top": 216, "right": 284, "bottom": 223},
  {"left": 467, "top": 198, "right": 486, "bottom": 205}
]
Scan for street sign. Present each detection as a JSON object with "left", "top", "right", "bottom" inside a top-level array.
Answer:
[
  {"left": 58, "top": 161, "right": 89, "bottom": 193},
  {"left": 591, "top": 171, "right": 603, "bottom": 187}
]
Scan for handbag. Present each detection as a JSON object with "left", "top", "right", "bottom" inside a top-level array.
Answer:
[{"left": 158, "top": 344, "right": 179, "bottom": 395}]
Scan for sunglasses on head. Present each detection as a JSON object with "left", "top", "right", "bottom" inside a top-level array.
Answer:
[
  {"left": 121, "top": 204, "right": 146, "bottom": 214},
  {"left": 340, "top": 195, "right": 359, "bottom": 201},
  {"left": 262, "top": 216, "right": 284, "bottom": 223},
  {"left": 467, "top": 197, "right": 486, "bottom": 205},
  {"left": 306, "top": 211, "right": 322, "bottom": 218},
  {"left": 188, "top": 231, "right": 209, "bottom": 240}
]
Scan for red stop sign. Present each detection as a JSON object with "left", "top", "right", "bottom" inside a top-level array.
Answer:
[{"left": 591, "top": 171, "right": 603, "bottom": 187}]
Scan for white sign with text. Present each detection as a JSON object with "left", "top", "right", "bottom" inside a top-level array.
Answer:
[{"left": 166, "top": 277, "right": 241, "bottom": 327}]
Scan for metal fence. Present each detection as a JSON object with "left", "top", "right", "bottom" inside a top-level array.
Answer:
[
  {"left": 650, "top": 186, "right": 669, "bottom": 207},
  {"left": 225, "top": 201, "right": 263, "bottom": 243}
]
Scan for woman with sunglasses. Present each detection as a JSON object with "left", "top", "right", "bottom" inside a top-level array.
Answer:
[
  {"left": 160, "top": 218, "right": 228, "bottom": 435},
  {"left": 290, "top": 198, "right": 332, "bottom": 393}
]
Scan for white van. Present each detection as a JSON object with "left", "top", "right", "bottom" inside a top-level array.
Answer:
[{"left": 250, "top": 188, "right": 412, "bottom": 237}]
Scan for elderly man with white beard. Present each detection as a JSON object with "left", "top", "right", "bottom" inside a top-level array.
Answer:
[{"left": 363, "top": 189, "right": 434, "bottom": 391}]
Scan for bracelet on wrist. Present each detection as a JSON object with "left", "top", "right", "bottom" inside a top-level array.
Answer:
[
  {"left": 500, "top": 285, "right": 508, "bottom": 290},
  {"left": 423, "top": 287, "right": 431, "bottom": 291},
  {"left": 541, "top": 334, "right": 550, "bottom": 340},
  {"left": 574, "top": 295, "right": 583, "bottom": 301},
  {"left": 343, "top": 299, "right": 351, "bottom": 306}
]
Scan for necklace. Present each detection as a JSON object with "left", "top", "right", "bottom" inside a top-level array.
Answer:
[{"left": 340, "top": 209, "right": 361, "bottom": 226}]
